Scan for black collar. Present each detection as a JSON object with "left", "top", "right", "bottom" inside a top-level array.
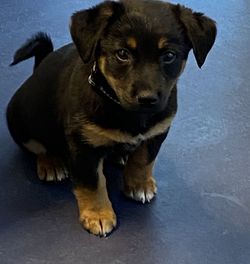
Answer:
[{"left": 88, "top": 63, "right": 121, "bottom": 105}]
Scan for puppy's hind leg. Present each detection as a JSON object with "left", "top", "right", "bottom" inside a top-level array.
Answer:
[
  {"left": 37, "top": 154, "right": 69, "bottom": 182},
  {"left": 23, "top": 139, "right": 69, "bottom": 182}
]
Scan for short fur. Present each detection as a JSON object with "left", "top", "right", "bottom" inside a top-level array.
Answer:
[
  {"left": 6, "top": 0, "right": 216, "bottom": 236},
  {"left": 10, "top": 32, "right": 53, "bottom": 70}
]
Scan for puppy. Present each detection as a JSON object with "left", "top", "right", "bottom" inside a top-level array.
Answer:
[{"left": 6, "top": 0, "right": 216, "bottom": 236}]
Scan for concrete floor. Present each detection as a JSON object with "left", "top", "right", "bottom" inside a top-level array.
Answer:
[{"left": 1, "top": 0, "right": 250, "bottom": 263}]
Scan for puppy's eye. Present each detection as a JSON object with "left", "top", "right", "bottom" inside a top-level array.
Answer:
[
  {"left": 116, "top": 49, "right": 130, "bottom": 62},
  {"left": 162, "top": 51, "right": 176, "bottom": 64}
]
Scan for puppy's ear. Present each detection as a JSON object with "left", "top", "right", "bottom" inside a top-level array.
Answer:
[
  {"left": 70, "top": 1, "right": 124, "bottom": 63},
  {"left": 175, "top": 5, "right": 217, "bottom": 68}
]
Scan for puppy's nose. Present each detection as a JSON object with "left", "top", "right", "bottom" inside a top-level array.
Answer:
[{"left": 138, "top": 95, "right": 159, "bottom": 106}]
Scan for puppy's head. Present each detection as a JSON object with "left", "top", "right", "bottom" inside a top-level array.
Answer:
[{"left": 70, "top": 0, "right": 216, "bottom": 112}]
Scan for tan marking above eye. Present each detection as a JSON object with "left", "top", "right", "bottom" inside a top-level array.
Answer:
[
  {"left": 98, "top": 56, "right": 106, "bottom": 75},
  {"left": 126, "top": 37, "right": 137, "bottom": 49},
  {"left": 98, "top": 56, "right": 120, "bottom": 95},
  {"left": 158, "top": 37, "right": 168, "bottom": 49}
]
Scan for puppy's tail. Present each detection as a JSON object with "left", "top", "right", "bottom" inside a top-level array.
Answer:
[{"left": 10, "top": 32, "right": 53, "bottom": 71}]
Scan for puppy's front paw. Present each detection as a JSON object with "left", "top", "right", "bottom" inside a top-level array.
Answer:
[
  {"left": 123, "top": 177, "right": 157, "bottom": 204},
  {"left": 80, "top": 208, "right": 117, "bottom": 237}
]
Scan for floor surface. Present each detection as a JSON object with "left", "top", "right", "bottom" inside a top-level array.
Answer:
[{"left": 1, "top": 0, "right": 250, "bottom": 263}]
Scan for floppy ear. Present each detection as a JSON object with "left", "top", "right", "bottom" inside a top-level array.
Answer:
[
  {"left": 176, "top": 5, "right": 217, "bottom": 68},
  {"left": 70, "top": 1, "right": 123, "bottom": 63}
]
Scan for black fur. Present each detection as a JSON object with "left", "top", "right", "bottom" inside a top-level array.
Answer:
[
  {"left": 6, "top": 0, "right": 216, "bottom": 235},
  {"left": 7, "top": 0, "right": 216, "bottom": 191},
  {"left": 147, "top": 131, "right": 169, "bottom": 163},
  {"left": 10, "top": 32, "right": 53, "bottom": 70}
]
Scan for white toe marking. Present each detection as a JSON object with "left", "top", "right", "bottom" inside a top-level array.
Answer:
[
  {"left": 23, "top": 139, "right": 47, "bottom": 155},
  {"left": 56, "top": 169, "right": 69, "bottom": 181},
  {"left": 125, "top": 181, "right": 157, "bottom": 203},
  {"left": 145, "top": 191, "right": 155, "bottom": 203},
  {"left": 136, "top": 190, "right": 146, "bottom": 204},
  {"left": 132, "top": 189, "right": 157, "bottom": 203},
  {"left": 129, "top": 191, "right": 134, "bottom": 198},
  {"left": 46, "top": 173, "right": 55, "bottom": 182}
]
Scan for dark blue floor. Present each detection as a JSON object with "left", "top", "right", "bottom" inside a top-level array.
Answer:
[{"left": 1, "top": 0, "right": 250, "bottom": 263}]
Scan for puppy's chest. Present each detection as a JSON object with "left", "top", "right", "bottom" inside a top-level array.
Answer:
[{"left": 80, "top": 114, "right": 174, "bottom": 147}]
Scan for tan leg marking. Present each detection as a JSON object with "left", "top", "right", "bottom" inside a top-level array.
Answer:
[
  {"left": 74, "top": 159, "right": 116, "bottom": 236},
  {"left": 123, "top": 143, "right": 157, "bottom": 203},
  {"left": 37, "top": 154, "right": 69, "bottom": 182}
]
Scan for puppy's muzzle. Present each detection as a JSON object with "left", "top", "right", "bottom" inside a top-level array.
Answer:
[{"left": 132, "top": 81, "right": 161, "bottom": 111}]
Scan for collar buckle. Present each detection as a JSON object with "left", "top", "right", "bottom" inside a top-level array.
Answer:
[
  {"left": 88, "top": 62, "right": 121, "bottom": 106},
  {"left": 88, "top": 62, "right": 97, "bottom": 86}
]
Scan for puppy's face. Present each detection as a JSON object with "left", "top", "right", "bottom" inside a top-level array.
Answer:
[
  {"left": 70, "top": 0, "right": 216, "bottom": 112},
  {"left": 97, "top": 10, "right": 190, "bottom": 112}
]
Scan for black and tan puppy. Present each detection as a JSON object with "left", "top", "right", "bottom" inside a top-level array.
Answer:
[{"left": 7, "top": 0, "right": 216, "bottom": 236}]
